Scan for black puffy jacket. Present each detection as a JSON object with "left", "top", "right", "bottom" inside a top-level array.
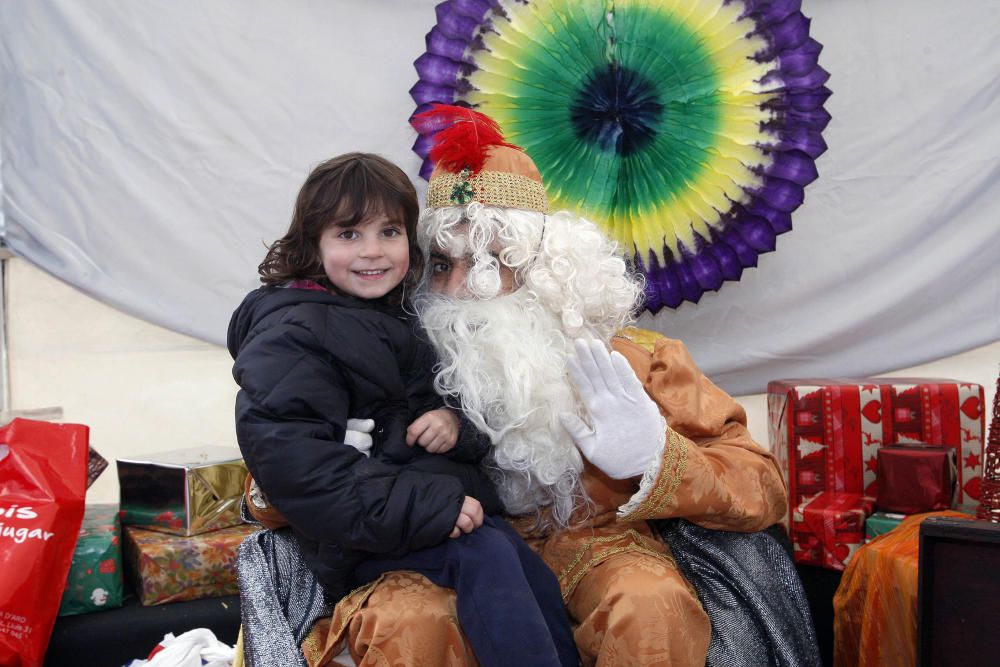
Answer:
[{"left": 228, "top": 286, "right": 499, "bottom": 596}]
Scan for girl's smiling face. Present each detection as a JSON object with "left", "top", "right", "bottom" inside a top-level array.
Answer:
[{"left": 319, "top": 213, "right": 410, "bottom": 300}]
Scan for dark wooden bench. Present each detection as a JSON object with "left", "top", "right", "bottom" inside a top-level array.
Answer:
[{"left": 45, "top": 586, "right": 240, "bottom": 667}]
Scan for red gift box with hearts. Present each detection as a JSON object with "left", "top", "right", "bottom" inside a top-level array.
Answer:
[
  {"left": 768, "top": 378, "right": 984, "bottom": 567},
  {"left": 791, "top": 492, "right": 873, "bottom": 570}
]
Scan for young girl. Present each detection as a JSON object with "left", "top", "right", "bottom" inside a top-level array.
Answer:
[{"left": 228, "top": 153, "right": 579, "bottom": 667}]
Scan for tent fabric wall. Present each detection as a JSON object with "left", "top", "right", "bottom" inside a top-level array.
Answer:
[
  {"left": 1, "top": 0, "right": 998, "bottom": 396},
  {"left": 8, "top": 254, "right": 998, "bottom": 507}
]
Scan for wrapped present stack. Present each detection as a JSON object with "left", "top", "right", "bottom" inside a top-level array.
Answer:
[
  {"left": 768, "top": 377, "right": 985, "bottom": 570},
  {"left": 117, "top": 447, "right": 258, "bottom": 606}
]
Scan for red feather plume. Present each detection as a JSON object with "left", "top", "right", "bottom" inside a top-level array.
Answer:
[{"left": 411, "top": 103, "right": 520, "bottom": 175}]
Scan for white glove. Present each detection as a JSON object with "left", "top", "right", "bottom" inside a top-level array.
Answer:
[
  {"left": 344, "top": 418, "right": 375, "bottom": 456},
  {"left": 559, "top": 338, "right": 666, "bottom": 479}
]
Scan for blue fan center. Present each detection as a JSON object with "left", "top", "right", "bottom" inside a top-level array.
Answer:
[{"left": 570, "top": 65, "right": 663, "bottom": 157}]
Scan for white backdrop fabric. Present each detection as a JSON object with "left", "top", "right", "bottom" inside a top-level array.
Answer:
[{"left": 1, "top": 0, "right": 998, "bottom": 395}]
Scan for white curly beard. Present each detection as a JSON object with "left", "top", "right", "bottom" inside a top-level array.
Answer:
[{"left": 414, "top": 290, "right": 588, "bottom": 529}]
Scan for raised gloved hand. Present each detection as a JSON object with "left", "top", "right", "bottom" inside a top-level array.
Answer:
[
  {"left": 344, "top": 418, "right": 375, "bottom": 456},
  {"left": 559, "top": 338, "right": 666, "bottom": 479}
]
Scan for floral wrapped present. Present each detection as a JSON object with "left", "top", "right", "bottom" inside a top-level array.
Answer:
[
  {"left": 58, "top": 504, "right": 124, "bottom": 616},
  {"left": 117, "top": 446, "right": 248, "bottom": 536},
  {"left": 124, "top": 523, "right": 258, "bottom": 606}
]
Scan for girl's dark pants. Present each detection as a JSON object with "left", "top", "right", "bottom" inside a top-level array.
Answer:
[{"left": 355, "top": 515, "right": 580, "bottom": 667}]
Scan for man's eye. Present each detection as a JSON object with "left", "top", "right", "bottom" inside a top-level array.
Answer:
[{"left": 432, "top": 262, "right": 450, "bottom": 274}]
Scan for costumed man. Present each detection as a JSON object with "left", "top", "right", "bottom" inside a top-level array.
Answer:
[{"left": 294, "top": 106, "right": 789, "bottom": 666}]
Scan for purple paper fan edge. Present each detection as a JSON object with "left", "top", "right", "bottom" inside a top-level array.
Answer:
[{"left": 410, "top": 0, "right": 830, "bottom": 312}]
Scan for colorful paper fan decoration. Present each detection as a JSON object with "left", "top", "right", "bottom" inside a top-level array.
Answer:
[{"left": 410, "top": 0, "right": 831, "bottom": 311}]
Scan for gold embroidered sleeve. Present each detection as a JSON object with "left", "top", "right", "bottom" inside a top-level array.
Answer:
[
  {"left": 616, "top": 425, "right": 688, "bottom": 520},
  {"left": 613, "top": 336, "right": 788, "bottom": 531}
]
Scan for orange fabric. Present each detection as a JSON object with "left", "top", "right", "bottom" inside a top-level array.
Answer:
[
  {"left": 832, "top": 510, "right": 972, "bottom": 667},
  {"left": 613, "top": 336, "right": 789, "bottom": 531},
  {"left": 568, "top": 550, "right": 710, "bottom": 666},
  {"left": 301, "top": 334, "right": 788, "bottom": 666},
  {"left": 302, "top": 572, "right": 478, "bottom": 667},
  {"left": 309, "top": 549, "right": 708, "bottom": 667}
]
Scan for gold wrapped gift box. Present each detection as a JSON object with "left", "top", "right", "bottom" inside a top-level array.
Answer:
[{"left": 117, "top": 446, "right": 248, "bottom": 536}]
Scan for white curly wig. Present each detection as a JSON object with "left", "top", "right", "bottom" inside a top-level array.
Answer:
[
  {"left": 414, "top": 202, "right": 644, "bottom": 528},
  {"left": 417, "top": 202, "right": 643, "bottom": 339}
]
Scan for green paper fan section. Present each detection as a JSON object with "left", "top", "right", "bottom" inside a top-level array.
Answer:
[{"left": 465, "top": 0, "right": 775, "bottom": 256}]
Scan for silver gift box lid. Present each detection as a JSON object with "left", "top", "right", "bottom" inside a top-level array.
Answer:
[
  {"left": 117, "top": 446, "right": 247, "bottom": 536},
  {"left": 117, "top": 446, "right": 243, "bottom": 469}
]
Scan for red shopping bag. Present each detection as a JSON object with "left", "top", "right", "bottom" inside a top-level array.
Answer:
[{"left": 0, "top": 419, "right": 88, "bottom": 666}]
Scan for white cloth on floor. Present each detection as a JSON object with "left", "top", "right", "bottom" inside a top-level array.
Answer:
[{"left": 126, "top": 628, "right": 234, "bottom": 667}]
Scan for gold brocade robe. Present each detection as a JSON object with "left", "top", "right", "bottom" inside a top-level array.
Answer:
[{"left": 302, "top": 331, "right": 789, "bottom": 667}]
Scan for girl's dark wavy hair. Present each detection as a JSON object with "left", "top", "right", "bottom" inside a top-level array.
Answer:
[{"left": 258, "top": 152, "right": 421, "bottom": 304}]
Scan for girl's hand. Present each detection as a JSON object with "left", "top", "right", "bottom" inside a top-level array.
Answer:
[
  {"left": 406, "top": 408, "right": 459, "bottom": 453},
  {"left": 450, "top": 496, "right": 484, "bottom": 538}
]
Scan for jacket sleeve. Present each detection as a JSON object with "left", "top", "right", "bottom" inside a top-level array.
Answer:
[
  {"left": 404, "top": 455, "right": 503, "bottom": 515},
  {"left": 613, "top": 336, "right": 788, "bottom": 532},
  {"left": 444, "top": 412, "right": 493, "bottom": 463},
  {"left": 233, "top": 319, "right": 465, "bottom": 555}
]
